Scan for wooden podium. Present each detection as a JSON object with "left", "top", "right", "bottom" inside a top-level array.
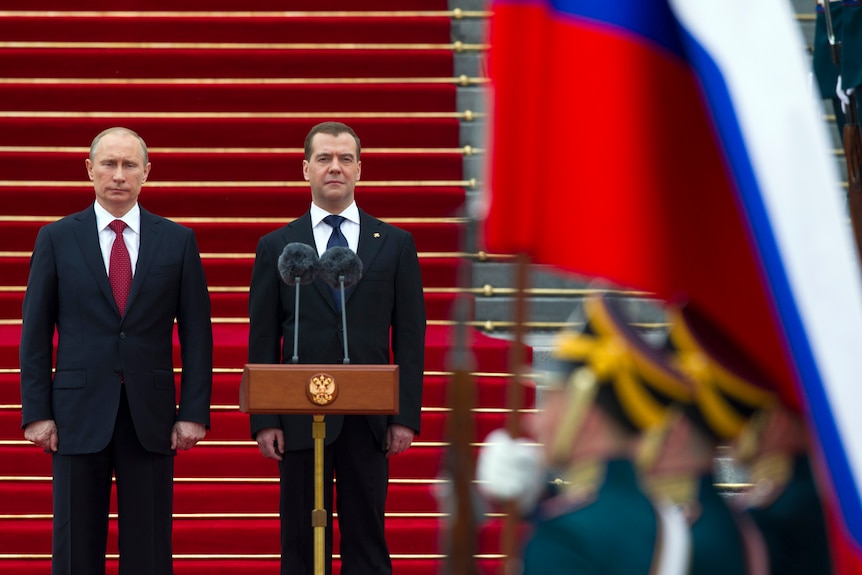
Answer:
[
  {"left": 239, "top": 363, "right": 400, "bottom": 575},
  {"left": 240, "top": 363, "right": 399, "bottom": 415}
]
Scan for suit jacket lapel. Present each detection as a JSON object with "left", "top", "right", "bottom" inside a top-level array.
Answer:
[
  {"left": 72, "top": 206, "right": 119, "bottom": 315},
  {"left": 355, "top": 209, "right": 386, "bottom": 293},
  {"left": 125, "top": 208, "right": 164, "bottom": 317}
]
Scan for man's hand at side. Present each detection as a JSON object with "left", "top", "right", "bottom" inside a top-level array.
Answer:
[
  {"left": 24, "top": 419, "right": 58, "bottom": 452},
  {"left": 172, "top": 421, "right": 207, "bottom": 451},
  {"left": 386, "top": 423, "right": 414, "bottom": 458},
  {"left": 256, "top": 427, "right": 285, "bottom": 461}
]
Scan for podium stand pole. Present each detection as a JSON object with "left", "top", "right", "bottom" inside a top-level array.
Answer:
[{"left": 312, "top": 415, "right": 326, "bottom": 575}]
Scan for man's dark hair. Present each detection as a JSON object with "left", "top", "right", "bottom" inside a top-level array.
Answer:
[{"left": 304, "top": 121, "right": 361, "bottom": 161}]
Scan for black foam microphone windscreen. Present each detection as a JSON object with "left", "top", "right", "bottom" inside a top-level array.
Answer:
[
  {"left": 318, "top": 246, "right": 363, "bottom": 288},
  {"left": 278, "top": 242, "right": 319, "bottom": 286}
]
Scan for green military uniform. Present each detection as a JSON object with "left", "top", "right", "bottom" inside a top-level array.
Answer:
[
  {"left": 813, "top": 2, "right": 843, "bottom": 97},
  {"left": 744, "top": 455, "right": 833, "bottom": 575},
  {"left": 665, "top": 305, "right": 831, "bottom": 575},
  {"left": 635, "top": 305, "right": 777, "bottom": 575},
  {"left": 688, "top": 474, "right": 750, "bottom": 575},
  {"left": 645, "top": 470, "right": 754, "bottom": 575},
  {"left": 813, "top": 1, "right": 862, "bottom": 134},
  {"left": 519, "top": 294, "right": 691, "bottom": 575},
  {"left": 840, "top": 1, "right": 862, "bottom": 91},
  {"left": 523, "top": 460, "right": 660, "bottom": 575}
]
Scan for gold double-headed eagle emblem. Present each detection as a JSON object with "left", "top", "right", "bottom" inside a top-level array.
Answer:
[{"left": 306, "top": 373, "right": 338, "bottom": 406}]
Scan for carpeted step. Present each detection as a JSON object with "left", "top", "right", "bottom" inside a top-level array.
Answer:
[
  {"left": 0, "top": 325, "right": 522, "bottom": 374},
  {"left": 0, "top": 220, "right": 462, "bottom": 254},
  {"left": 0, "top": 0, "right": 449, "bottom": 9},
  {"left": 0, "top": 558, "right": 509, "bottom": 575},
  {"left": 0, "top": 370, "right": 527, "bottom": 412},
  {"left": 0, "top": 515, "right": 504, "bottom": 556},
  {"left": 0, "top": 404, "right": 510, "bottom": 445},
  {"left": 0, "top": 480, "right": 442, "bottom": 515},
  {"left": 0, "top": 443, "right": 449, "bottom": 480},
  {"left": 0, "top": 48, "right": 454, "bottom": 79},
  {"left": 0, "top": 291, "right": 456, "bottom": 322},
  {"left": 0, "top": 185, "right": 467, "bottom": 218},
  {"left": 422, "top": 374, "right": 536, "bottom": 411},
  {"left": 0, "top": 370, "right": 530, "bottom": 425},
  {"left": 0, "top": 558, "right": 507, "bottom": 575},
  {"left": 203, "top": 254, "right": 461, "bottom": 291},
  {"left": 0, "top": 559, "right": 281, "bottom": 575},
  {"left": 0, "top": 117, "right": 462, "bottom": 149},
  {"left": 210, "top": 291, "right": 456, "bottom": 322},
  {"left": 0, "top": 15, "right": 451, "bottom": 45},
  {"left": 0, "top": 83, "right": 456, "bottom": 113},
  {"left": 0, "top": 254, "right": 462, "bottom": 290},
  {"left": 0, "top": 151, "right": 463, "bottom": 183}
]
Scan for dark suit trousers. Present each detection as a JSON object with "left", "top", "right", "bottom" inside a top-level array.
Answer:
[
  {"left": 52, "top": 386, "right": 174, "bottom": 575},
  {"left": 279, "top": 415, "right": 391, "bottom": 575}
]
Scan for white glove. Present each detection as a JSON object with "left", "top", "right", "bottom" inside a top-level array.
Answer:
[
  {"left": 837, "top": 75, "right": 854, "bottom": 113},
  {"left": 476, "top": 428, "right": 546, "bottom": 513}
]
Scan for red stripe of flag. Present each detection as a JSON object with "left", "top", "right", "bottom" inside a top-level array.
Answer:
[{"left": 484, "top": 3, "right": 800, "bottom": 409}]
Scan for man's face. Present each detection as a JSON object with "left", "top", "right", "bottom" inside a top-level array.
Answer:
[
  {"left": 85, "top": 132, "right": 151, "bottom": 217},
  {"left": 528, "top": 388, "right": 568, "bottom": 462},
  {"left": 303, "top": 132, "right": 361, "bottom": 214}
]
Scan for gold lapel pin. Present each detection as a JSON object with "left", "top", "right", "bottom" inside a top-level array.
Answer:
[{"left": 373, "top": 232, "right": 381, "bottom": 238}]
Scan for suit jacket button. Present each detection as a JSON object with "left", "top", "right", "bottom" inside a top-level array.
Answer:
[
  {"left": 336, "top": 324, "right": 343, "bottom": 333},
  {"left": 114, "top": 370, "right": 121, "bottom": 376},
  {"left": 119, "top": 332, "right": 126, "bottom": 339}
]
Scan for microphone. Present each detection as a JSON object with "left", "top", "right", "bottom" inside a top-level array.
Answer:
[
  {"left": 277, "top": 242, "right": 320, "bottom": 363},
  {"left": 318, "top": 247, "right": 363, "bottom": 364},
  {"left": 278, "top": 242, "right": 319, "bottom": 286}
]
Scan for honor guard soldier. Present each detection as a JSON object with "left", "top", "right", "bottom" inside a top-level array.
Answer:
[
  {"left": 813, "top": 1, "right": 862, "bottom": 134},
  {"left": 637, "top": 303, "right": 774, "bottom": 575},
  {"left": 665, "top": 305, "right": 833, "bottom": 575},
  {"left": 813, "top": 0, "right": 847, "bottom": 134},
  {"left": 477, "top": 293, "right": 689, "bottom": 575},
  {"left": 838, "top": 1, "right": 862, "bottom": 104}
]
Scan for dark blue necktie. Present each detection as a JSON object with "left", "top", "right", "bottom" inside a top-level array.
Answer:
[
  {"left": 324, "top": 214, "right": 348, "bottom": 250},
  {"left": 324, "top": 215, "right": 348, "bottom": 306}
]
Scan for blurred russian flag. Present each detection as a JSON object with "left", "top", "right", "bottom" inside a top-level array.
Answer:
[{"left": 483, "top": 0, "right": 862, "bottom": 561}]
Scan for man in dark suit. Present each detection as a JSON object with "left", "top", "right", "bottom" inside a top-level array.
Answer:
[
  {"left": 247, "top": 121, "right": 426, "bottom": 575},
  {"left": 19, "top": 127, "right": 213, "bottom": 575}
]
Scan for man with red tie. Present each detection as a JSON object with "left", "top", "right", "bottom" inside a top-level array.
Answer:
[{"left": 19, "top": 127, "right": 213, "bottom": 575}]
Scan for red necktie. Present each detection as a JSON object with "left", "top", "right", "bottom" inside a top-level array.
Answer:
[{"left": 108, "top": 219, "right": 132, "bottom": 315}]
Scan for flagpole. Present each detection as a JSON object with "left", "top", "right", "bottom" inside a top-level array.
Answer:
[
  {"left": 498, "top": 251, "right": 530, "bottom": 575},
  {"left": 441, "top": 210, "right": 479, "bottom": 575}
]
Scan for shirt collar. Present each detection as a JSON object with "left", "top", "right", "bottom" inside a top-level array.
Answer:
[
  {"left": 310, "top": 201, "right": 359, "bottom": 228},
  {"left": 95, "top": 201, "right": 141, "bottom": 234}
]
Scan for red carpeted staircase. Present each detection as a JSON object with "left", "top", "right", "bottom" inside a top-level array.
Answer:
[{"left": 0, "top": 3, "right": 534, "bottom": 575}]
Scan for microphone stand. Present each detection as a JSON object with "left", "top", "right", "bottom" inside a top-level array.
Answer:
[
  {"left": 339, "top": 275, "right": 350, "bottom": 364},
  {"left": 292, "top": 275, "right": 301, "bottom": 364}
]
